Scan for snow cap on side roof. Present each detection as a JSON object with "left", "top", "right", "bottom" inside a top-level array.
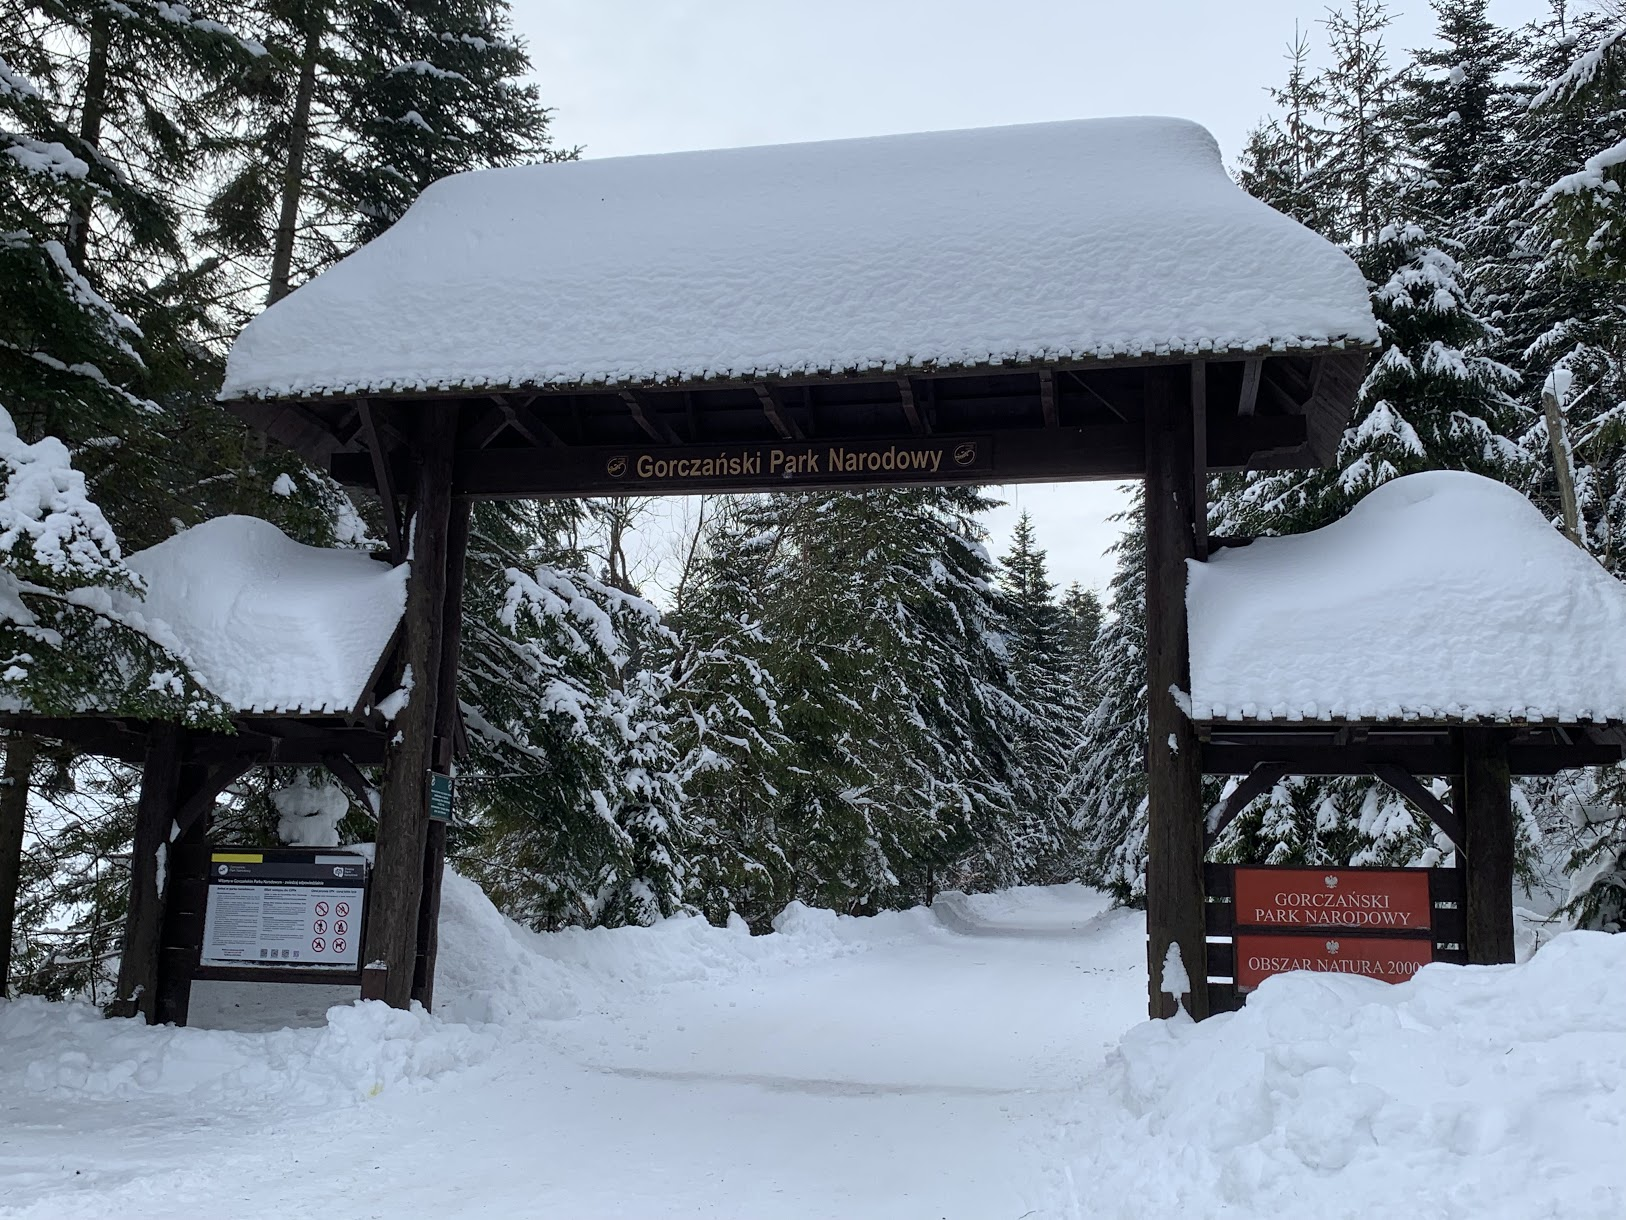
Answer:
[
  {"left": 1188, "top": 472, "right": 1626, "bottom": 724},
  {"left": 115, "top": 517, "right": 406, "bottom": 715},
  {"left": 221, "top": 116, "right": 1377, "bottom": 402}
]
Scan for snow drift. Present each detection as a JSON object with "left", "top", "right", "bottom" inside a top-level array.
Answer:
[
  {"left": 222, "top": 116, "right": 1376, "bottom": 401},
  {"left": 1188, "top": 471, "right": 1626, "bottom": 722},
  {"left": 1059, "top": 931, "right": 1626, "bottom": 1218}
]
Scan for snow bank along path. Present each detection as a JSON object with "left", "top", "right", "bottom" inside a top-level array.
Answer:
[
  {"left": 222, "top": 116, "right": 1376, "bottom": 401},
  {"left": 1188, "top": 471, "right": 1626, "bottom": 723},
  {"left": 0, "top": 877, "right": 1147, "bottom": 1219},
  {"left": 3, "top": 874, "right": 1620, "bottom": 1218}
]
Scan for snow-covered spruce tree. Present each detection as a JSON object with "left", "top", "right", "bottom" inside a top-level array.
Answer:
[
  {"left": 663, "top": 497, "right": 790, "bottom": 929},
  {"left": 704, "top": 487, "right": 1033, "bottom": 913},
  {"left": 1070, "top": 492, "right": 1149, "bottom": 903},
  {"left": 0, "top": 405, "right": 220, "bottom": 995},
  {"left": 998, "top": 513, "right": 1091, "bottom": 882},
  {"left": 1209, "top": 4, "right": 1528, "bottom": 873},
  {"left": 454, "top": 501, "right": 689, "bottom": 931}
]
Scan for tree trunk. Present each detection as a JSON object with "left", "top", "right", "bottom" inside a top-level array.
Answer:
[
  {"left": 1542, "top": 386, "right": 1582, "bottom": 548},
  {"left": 1143, "top": 364, "right": 1208, "bottom": 1020},
  {"left": 268, "top": 13, "right": 324, "bottom": 306},
  {"left": 65, "top": 11, "right": 112, "bottom": 271},
  {"left": 0, "top": 734, "right": 39, "bottom": 997}
]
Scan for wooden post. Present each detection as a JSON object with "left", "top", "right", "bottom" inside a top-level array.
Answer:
[
  {"left": 1143, "top": 364, "right": 1208, "bottom": 1019},
  {"left": 153, "top": 764, "right": 216, "bottom": 1027},
  {"left": 111, "top": 724, "right": 183, "bottom": 1020},
  {"left": 412, "top": 498, "right": 471, "bottom": 1011},
  {"left": 365, "top": 408, "right": 456, "bottom": 1009},
  {"left": 1462, "top": 728, "right": 1515, "bottom": 964},
  {"left": 0, "top": 733, "right": 38, "bottom": 996}
]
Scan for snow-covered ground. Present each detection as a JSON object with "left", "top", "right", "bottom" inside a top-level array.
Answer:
[{"left": 1, "top": 876, "right": 1621, "bottom": 1219}]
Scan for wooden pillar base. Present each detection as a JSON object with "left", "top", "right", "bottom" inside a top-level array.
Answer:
[{"left": 1463, "top": 728, "right": 1515, "bottom": 965}]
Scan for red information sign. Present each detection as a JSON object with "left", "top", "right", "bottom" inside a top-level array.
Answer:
[
  {"left": 1233, "top": 868, "right": 1432, "bottom": 933},
  {"left": 1235, "top": 933, "right": 1435, "bottom": 990}
]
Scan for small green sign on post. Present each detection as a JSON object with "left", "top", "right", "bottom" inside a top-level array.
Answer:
[{"left": 428, "top": 771, "right": 455, "bottom": 824}]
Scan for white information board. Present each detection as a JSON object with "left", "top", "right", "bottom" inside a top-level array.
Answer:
[{"left": 200, "top": 853, "right": 367, "bottom": 969}]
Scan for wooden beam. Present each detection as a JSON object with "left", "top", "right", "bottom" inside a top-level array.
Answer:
[
  {"left": 1192, "top": 361, "right": 1209, "bottom": 561},
  {"left": 1065, "top": 370, "right": 1130, "bottom": 421},
  {"left": 1038, "top": 369, "right": 1059, "bottom": 429},
  {"left": 897, "top": 377, "right": 928, "bottom": 435},
  {"left": 1373, "top": 763, "right": 1466, "bottom": 853},
  {"left": 498, "top": 397, "right": 563, "bottom": 448},
  {"left": 755, "top": 384, "right": 803, "bottom": 441},
  {"left": 463, "top": 403, "right": 511, "bottom": 450},
  {"left": 365, "top": 409, "right": 456, "bottom": 1010},
  {"left": 1237, "top": 358, "right": 1262, "bottom": 416},
  {"left": 621, "top": 389, "right": 680, "bottom": 444},
  {"left": 1143, "top": 363, "right": 1208, "bottom": 1021},
  {"left": 1205, "top": 762, "right": 1289, "bottom": 849},
  {"left": 357, "top": 400, "right": 406, "bottom": 564},
  {"left": 1462, "top": 729, "right": 1515, "bottom": 964},
  {"left": 111, "top": 724, "right": 183, "bottom": 1021}
]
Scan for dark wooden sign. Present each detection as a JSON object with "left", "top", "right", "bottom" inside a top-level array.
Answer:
[
  {"left": 1232, "top": 866, "right": 1433, "bottom": 932},
  {"left": 1234, "top": 933, "right": 1436, "bottom": 990}
]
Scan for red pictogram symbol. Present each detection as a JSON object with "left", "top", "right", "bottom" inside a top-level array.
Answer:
[
  {"left": 311, "top": 937, "right": 326, "bottom": 953},
  {"left": 335, "top": 902, "right": 350, "bottom": 918},
  {"left": 315, "top": 901, "right": 330, "bottom": 917},
  {"left": 333, "top": 938, "right": 347, "bottom": 954},
  {"left": 313, "top": 919, "right": 328, "bottom": 935},
  {"left": 334, "top": 919, "right": 349, "bottom": 935}
]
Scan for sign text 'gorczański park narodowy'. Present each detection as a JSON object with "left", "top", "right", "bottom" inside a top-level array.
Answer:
[{"left": 602, "top": 438, "right": 992, "bottom": 492}]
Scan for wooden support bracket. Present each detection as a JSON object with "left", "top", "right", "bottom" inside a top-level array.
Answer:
[
  {"left": 898, "top": 377, "right": 928, "bottom": 435},
  {"left": 357, "top": 400, "right": 406, "bottom": 564},
  {"left": 1038, "top": 369, "right": 1059, "bottom": 429},
  {"left": 1373, "top": 763, "right": 1466, "bottom": 853},
  {"left": 497, "top": 396, "right": 563, "bottom": 448},
  {"left": 1238, "top": 358, "right": 1262, "bottom": 416},
  {"left": 1205, "top": 761, "right": 1289, "bottom": 849},
  {"left": 620, "top": 390, "right": 680, "bottom": 444},
  {"left": 755, "top": 384, "right": 803, "bottom": 441}
]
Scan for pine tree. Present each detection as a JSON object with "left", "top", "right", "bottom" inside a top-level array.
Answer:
[
  {"left": 1071, "top": 493, "right": 1150, "bottom": 903},
  {"left": 665, "top": 497, "right": 790, "bottom": 928},
  {"left": 455, "top": 501, "right": 689, "bottom": 930},
  {"left": 1234, "top": 26, "right": 1338, "bottom": 235},
  {"left": 999, "top": 513, "right": 1090, "bottom": 881}
]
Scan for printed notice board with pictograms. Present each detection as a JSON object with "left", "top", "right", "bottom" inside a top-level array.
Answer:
[{"left": 200, "top": 851, "right": 368, "bottom": 969}]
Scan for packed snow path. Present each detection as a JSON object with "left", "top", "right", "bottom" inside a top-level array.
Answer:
[{"left": 0, "top": 885, "right": 1146, "bottom": 1219}]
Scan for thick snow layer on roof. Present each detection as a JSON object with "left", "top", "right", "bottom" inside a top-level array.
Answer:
[
  {"left": 221, "top": 117, "right": 1377, "bottom": 401},
  {"left": 1188, "top": 472, "right": 1626, "bottom": 723},
  {"left": 116, "top": 517, "right": 405, "bottom": 715}
]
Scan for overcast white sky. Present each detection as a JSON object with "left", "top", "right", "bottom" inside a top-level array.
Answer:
[{"left": 508, "top": 0, "right": 1551, "bottom": 596}]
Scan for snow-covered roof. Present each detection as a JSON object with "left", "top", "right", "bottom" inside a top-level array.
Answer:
[
  {"left": 1187, "top": 472, "right": 1626, "bottom": 724},
  {"left": 221, "top": 117, "right": 1378, "bottom": 402},
  {"left": 114, "top": 517, "right": 406, "bottom": 715}
]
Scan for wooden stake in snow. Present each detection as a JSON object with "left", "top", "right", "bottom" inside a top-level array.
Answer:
[{"left": 1542, "top": 368, "right": 1582, "bottom": 548}]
